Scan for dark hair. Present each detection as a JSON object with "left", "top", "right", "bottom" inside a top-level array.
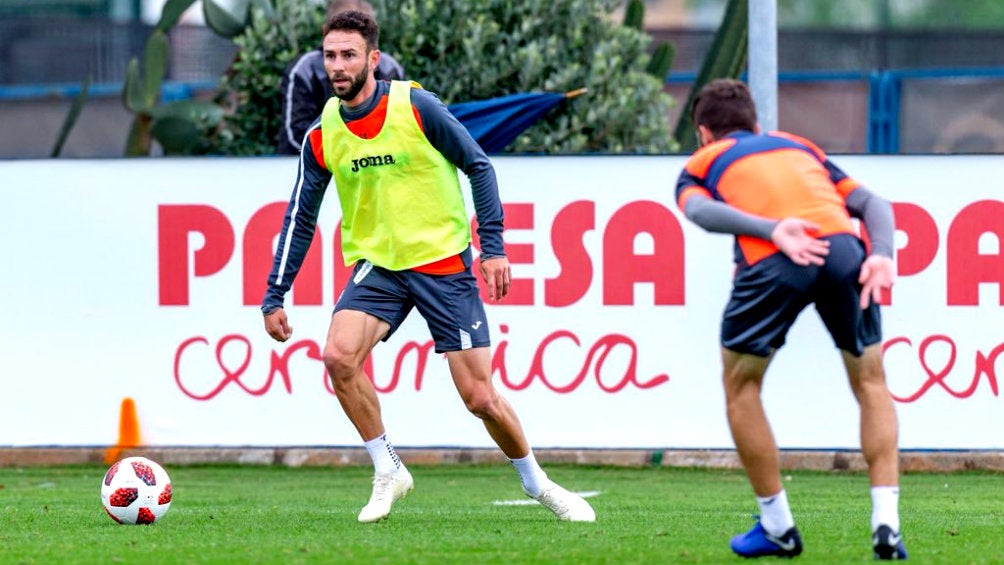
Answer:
[
  {"left": 690, "top": 78, "right": 757, "bottom": 138},
  {"left": 326, "top": 0, "right": 374, "bottom": 21},
  {"left": 322, "top": 10, "right": 379, "bottom": 51}
]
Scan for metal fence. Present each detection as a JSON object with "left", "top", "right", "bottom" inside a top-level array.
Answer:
[
  {"left": 2, "top": 16, "right": 1003, "bottom": 157},
  {"left": 653, "top": 27, "right": 1004, "bottom": 72},
  {"left": 0, "top": 16, "right": 236, "bottom": 86}
]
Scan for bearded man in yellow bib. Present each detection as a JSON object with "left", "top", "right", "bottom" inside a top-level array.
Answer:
[{"left": 261, "top": 10, "right": 595, "bottom": 524}]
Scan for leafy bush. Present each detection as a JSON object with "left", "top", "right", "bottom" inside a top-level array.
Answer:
[
  {"left": 214, "top": 0, "right": 676, "bottom": 155},
  {"left": 213, "top": 0, "right": 324, "bottom": 155}
]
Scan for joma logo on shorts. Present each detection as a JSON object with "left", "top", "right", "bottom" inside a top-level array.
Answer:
[{"left": 350, "top": 154, "right": 396, "bottom": 172}]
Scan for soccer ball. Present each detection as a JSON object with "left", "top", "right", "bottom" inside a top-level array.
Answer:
[{"left": 101, "top": 456, "right": 172, "bottom": 524}]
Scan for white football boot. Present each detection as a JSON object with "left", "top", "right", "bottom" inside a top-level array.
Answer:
[
  {"left": 527, "top": 481, "right": 596, "bottom": 522},
  {"left": 357, "top": 467, "right": 414, "bottom": 523}
]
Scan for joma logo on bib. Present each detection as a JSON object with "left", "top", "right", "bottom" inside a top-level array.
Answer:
[{"left": 350, "top": 154, "right": 396, "bottom": 172}]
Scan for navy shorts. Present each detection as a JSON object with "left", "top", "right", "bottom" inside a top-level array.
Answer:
[
  {"left": 721, "top": 234, "right": 882, "bottom": 357},
  {"left": 334, "top": 259, "right": 491, "bottom": 353}
]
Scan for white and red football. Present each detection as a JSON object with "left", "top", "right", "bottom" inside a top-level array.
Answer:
[{"left": 100, "top": 456, "right": 172, "bottom": 524}]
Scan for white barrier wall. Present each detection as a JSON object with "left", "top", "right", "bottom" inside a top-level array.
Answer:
[{"left": 1, "top": 155, "right": 1002, "bottom": 449}]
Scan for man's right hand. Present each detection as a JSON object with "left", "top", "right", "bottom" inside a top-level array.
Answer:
[
  {"left": 771, "top": 218, "right": 830, "bottom": 267},
  {"left": 264, "top": 308, "right": 293, "bottom": 342}
]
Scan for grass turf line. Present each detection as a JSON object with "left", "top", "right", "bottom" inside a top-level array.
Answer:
[{"left": 0, "top": 464, "right": 1001, "bottom": 564}]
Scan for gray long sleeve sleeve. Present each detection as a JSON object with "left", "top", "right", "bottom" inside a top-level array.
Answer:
[
  {"left": 682, "top": 194, "right": 778, "bottom": 241},
  {"left": 845, "top": 186, "right": 895, "bottom": 258}
]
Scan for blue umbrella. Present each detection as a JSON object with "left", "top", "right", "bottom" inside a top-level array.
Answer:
[{"left": 448, "top": 88, "right": 587, "bottom": 153}]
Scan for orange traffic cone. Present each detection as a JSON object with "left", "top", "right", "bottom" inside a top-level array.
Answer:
[{"left": 104, "top": 397, "right": 141, "bottom": 465}]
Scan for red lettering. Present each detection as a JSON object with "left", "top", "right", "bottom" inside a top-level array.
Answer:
[
  {"left": 546, "top": 201, "right": 595, "bottom": 307},
  {"left": 163, "top": 198, "right": 993, "bottom": 310},
  {"left": 158, "top": 205, "right": 234, "bottom": 306},
  {"left": 490, "top": 324, "right": 669, "bottom": 393},
  {"left": 372, "top": 340, "right": 436, "bottom": 393},
  {"left": 175, "top": 335, "right": 325, "bottom": 400},
  {"left": 884, "top": 334, "right": 1001, "bottom": 402},
  {"left": 270, "top": 340, "right": 326, "bottom": 393},
  {"left": 242, "top": 202, "right": 324, "bottom": 306},
  {"left": 175, "top": 327, "right": 668, "bottom": 399},
  {"left": 886, "top": 202, "right": 939, "bottom": 306},
  {"left": 472, "top": 203, "right": 534, "bottom": 305},
  {"left": 603, "top": 201, "right": 685, "bottom": 305},
  {"left": 892, "top": 202, "right": 938, "bottom": 278},
  {"left": 502, "top": 203, "right": 535, "bottom": 305},
  {"left": 947, "top": 200, "right": 1004, "bottom": 306}
]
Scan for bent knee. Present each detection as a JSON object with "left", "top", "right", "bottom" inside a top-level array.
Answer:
[
  {"left": 323, "top": 343, "right": 366, "bottom": 379},
  {"left": 463, "top": 392, "right": 501, "bottom": 420}
]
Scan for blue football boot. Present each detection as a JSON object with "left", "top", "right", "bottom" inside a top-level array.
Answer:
[{"left": 730, "top": 519, "right": 803, "bottom": 558}]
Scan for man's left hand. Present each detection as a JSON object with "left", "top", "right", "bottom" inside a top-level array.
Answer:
[
  {"left": 479, "top": 256, "right": 511, "bottom": 302},
  {"left": 859, "top": 254, "right": 895, "bottom": 309}
]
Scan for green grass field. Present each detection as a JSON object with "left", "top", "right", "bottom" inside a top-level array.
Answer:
[{"left": 0, "top": 463, "right": 1001, "bottom": 564}]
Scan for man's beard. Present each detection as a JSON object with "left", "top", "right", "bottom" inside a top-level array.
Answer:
[{"left": 332, "top": 62, "right": 369, "bottom": 101}]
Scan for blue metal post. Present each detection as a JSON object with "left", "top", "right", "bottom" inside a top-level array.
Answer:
[{"left": 867, "top": 70, "right": 899, "bottom": 153}]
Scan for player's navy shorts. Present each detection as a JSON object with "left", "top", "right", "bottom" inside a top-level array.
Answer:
[
  {"left": 334, "top": 255, "right": 491, "bottom": 354},
  {"left": 721, "top": 233, "right": 882, "bottom": 357}
]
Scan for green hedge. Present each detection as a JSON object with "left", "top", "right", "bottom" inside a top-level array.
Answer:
[{"left": 213, "top": 0, "right": 676, "bottom": 155}]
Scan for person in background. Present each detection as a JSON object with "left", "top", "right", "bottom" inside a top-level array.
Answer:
[
  {"left": 674, "top": 78, "right": 906, "bottom": 560},
  {"left": 262, "top": 10, "right": 595, "bottom": 524},
  {"left": 276, "top": 0, "right": 405, "bottom": 155}
]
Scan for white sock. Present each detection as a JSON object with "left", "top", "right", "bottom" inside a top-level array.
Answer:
[
  {"left": 509, "top": 451, "right": 550, "bottom": 497},
  {"left": 757, "top": 489, "right": 796, "bottom": 536},
  {"left": 871, "top": 486, "right": 900, "bottom": 532},
  {"left": 363, "top": 433, "right": 402, "bottom": 475}
]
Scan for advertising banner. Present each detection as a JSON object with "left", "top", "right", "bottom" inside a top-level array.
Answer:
[{"left": 1, "top": 155, "right": 1001, "bottom": 449}]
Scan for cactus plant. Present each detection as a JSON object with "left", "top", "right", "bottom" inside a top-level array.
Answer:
[
  {"left": 122, "top": 0, "right": 197, "bottom": 155},
  {"left": 623, "top": 0, "right": 644, "bottom": 30},
  {"left": 646, "top": 42, "right": 675, "bottom": 82},
  {"left": 51, "top": 76, "right": 91, "bottom": 158},
  {"left": 203, "top": 0, "right": 253, "bottom": 38},
  {"left": 122, "top": 28, "right": 171, "bottom": 156},
  {"left": 150, "top": 100, "right": 227, "bottom": 154},
  {"left": 203, "top": 0, "right": 276, "bottom": 38},
  {"left": 623, "top": 0, "right": 675, "bottom": 82},
  {"left": 122, "top": 0, "right": 237, "bottom": 155},
  {"left": 122, "top": 30, "right": 168, "bottom": 115},
  {"left": 673, "top": 0, "right": 748, "bottom": 152}
]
